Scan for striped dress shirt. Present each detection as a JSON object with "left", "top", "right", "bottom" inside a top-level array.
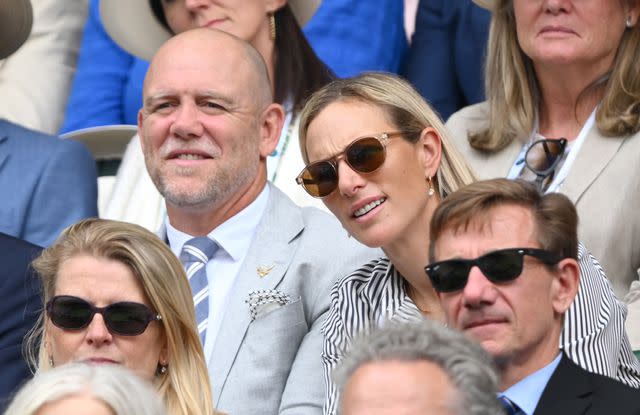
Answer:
[{"left": 321, "top": 243, "right": 640, "bottom": 415}]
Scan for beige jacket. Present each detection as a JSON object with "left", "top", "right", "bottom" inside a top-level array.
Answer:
[{"left": 446, "top": 102, "right": 640, "bottom": 300}]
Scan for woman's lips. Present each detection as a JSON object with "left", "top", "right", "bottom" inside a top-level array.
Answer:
[
  {"left": 539, "top": 25, "right": 576, "bottom": 36},
  {"left": 84, "top": 358, "right": 119, "bottom": 365},
  {"left": 203, "top": 18, "right": 227, "bottom": 29}
]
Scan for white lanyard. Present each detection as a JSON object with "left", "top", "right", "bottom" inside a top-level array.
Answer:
[{"left": 506, "top": 109, "right": 596, "bottom": 193}]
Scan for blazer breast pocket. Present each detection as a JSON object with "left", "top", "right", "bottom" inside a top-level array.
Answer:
[
  {"left": 250, "top": 296, "right": 307, "bottom": 335},
  {"left": 242, "top": 297, "right": 308, "bottom": 372}
]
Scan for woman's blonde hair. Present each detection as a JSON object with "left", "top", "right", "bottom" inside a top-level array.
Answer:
[
  {"left": 473, "top": 0, "right": 640, "bottom": 151},
  {"left": 26, "top": 218, "right": 215, "bottom": 415},
  {"left": 299, "top": 72, "right": 476, "bottom": 197}
]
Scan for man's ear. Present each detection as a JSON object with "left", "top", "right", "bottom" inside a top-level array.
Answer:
[
  {"left": 259, "top": 103, "right": 285, "bottom": 159},
  {"left": 550, "top": 258, "right": 580, "bottom": 315},
  {"left": 418, "top": 127, "right": 443, "bottom": 179}
]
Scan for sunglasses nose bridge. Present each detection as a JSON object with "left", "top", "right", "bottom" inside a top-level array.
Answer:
[
  {"left": 335, "top": 158, "right": 368, "bottom": 197},
  {"left": 461, "top": 262, "right": 496, "bottom": 303},
  {"left": 84, "top": 309, "right": 114, "bottom": 342}
]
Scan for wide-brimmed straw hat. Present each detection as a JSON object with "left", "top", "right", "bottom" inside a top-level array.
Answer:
[
  {"left": 472, "top": 0, "right": 494, "bottom": 11},
  {"left": 100, "top": 0, "right": 322, "bottom": 62},
  {"left": 0, "top": 0, "right": 33, "bottom": 59}
]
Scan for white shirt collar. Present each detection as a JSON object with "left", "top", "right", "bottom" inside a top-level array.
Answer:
[{"left": 165, "top": 184, "right": 270, "bottom": 260}]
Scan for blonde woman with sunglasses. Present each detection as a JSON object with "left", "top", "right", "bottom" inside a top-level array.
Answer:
[
  {"left": 296, "top": 72, "right": 640, "bottom": 414},
  {"left": 25, "top": 218, "right": 217, "bottom": 415}
]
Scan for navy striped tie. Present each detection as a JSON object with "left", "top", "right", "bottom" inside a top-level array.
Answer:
[
  {"left": 498, "top": 396, "right": 522, "bottom": 415},
  {"left": 180, "top": 237, "right": 218, "bottom": 344}
]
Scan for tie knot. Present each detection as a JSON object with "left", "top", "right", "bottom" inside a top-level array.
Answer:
[{"left": 180, "top": 237, "right": 218, "bottom": 265}]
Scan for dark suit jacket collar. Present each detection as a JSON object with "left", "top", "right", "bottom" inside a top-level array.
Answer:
[{"left": 533, "top": 354, "right": 593, "bottom": 414}]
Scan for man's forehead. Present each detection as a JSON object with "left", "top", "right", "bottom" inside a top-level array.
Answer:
[
  {"left": 435, "top": 204, "right": 539, "bottom": 256},
  {"left": 144, "top": 55, "right": 253, "bottom": 100},
  {"left": 450, "top": 204, "right": 534, "bottom": 235},
  {"left": 148, "top": 51, "right": 250, "bottom": 80}
]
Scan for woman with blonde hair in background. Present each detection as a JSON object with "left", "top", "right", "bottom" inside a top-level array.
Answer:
[
  {"left": 296, "top": 72, "right": 640, "bottom": 414},
  {"left": 5, "top": 363, "right": 166, "bottom": 415},
  {"left": 446, "top": 0, "right": 640, "bottom": 309},
  {"left": 25, "top": 218, "right": 216, "bottom": 415}
]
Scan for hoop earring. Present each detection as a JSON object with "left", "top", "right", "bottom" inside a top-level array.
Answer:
[
  {"left": 269, "top": 14, "right": 277, "bottom": 40},
  {"left": 427, "top": 176, "right": 435, "bottom": 197}
]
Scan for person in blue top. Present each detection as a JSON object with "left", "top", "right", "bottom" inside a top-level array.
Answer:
[{"left": 60, "top": 0, "right": 406, "bottom": 133}]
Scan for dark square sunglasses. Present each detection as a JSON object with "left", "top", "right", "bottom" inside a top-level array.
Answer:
[
  {"left": 296, "top": 131, "right": 406, "bottom": 198},
  {"left": 46, "top": 295, "right": 162, "bottom": 336},
  {"left": 524, "top": 138, "right": 567, "bottom": 191},
  {"left": 424, "top": 248, "right": 562, "bottom": 293}
]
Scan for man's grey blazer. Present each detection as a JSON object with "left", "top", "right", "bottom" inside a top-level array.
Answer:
[{"left": 199, "top": 185, "right": 380, "bottom": 414}]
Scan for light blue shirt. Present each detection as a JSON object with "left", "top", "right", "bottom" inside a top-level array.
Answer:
[
  {"left": 166, "top": 185, "right": 270, "bottom": 363},
  {"left": 500, "top": 353, "right": 562, "bottom": 415}
]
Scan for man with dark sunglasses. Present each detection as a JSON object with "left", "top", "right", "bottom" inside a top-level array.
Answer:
[
  {"left": 136, "top": 29, "right": 377, "bottom": 415},
  {"left": 427, "top": 179, "right": 640, "bottom": 414}
]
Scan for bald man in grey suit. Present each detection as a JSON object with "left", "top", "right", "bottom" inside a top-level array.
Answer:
[{"left": 138, "top": 29, "right": 378, "bottom": 415}]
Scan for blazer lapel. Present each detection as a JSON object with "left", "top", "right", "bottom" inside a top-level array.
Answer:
[
  {"left": 533, "top": 355, "right": 593, "bottom": 415},
  {"left": 467, "top": 138, "right": 522, "bottom": 180},
  {"left": 492, "top": 139, "right": 523, "bottom": 178},
  {"left": 210, "top": 185, "right": 303, "bottom": 402},
  {"left": 561, "top": 127, "right": 625, "bottom": 204}
]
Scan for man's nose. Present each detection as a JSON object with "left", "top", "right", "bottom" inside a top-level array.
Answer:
[
  {"left": 170, "top": 102, "right": 204, "bottom": 140},
  {"left": 462, "top": 266, "right": 498, "bottom": 308}
]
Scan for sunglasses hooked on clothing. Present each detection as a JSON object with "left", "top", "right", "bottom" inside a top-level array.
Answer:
[
  {"left": 46, "top": 295, "right": 162, "bottom": 336},
  {"left": 425, "top": 248, "right": 562, "bottom": 293},
  {"left": 296, "top": 131, "right": 407, "bottom": 198},
  {"left": 524, "top": 138, "right": 567, "bottom": 192}
]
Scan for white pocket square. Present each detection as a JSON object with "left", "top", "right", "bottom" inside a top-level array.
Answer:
[{"left": 246, "top": 289, "right": 292, "bottom": 321}]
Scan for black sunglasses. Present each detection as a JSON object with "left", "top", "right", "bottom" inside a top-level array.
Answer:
[
  {"left": 524, "top": 138, "right": 567, "bottom": 191},
  {"left": 425, "top": 248, "right": 562, "bottom": 293},
  {"left": 296, "top": 132, "right": 407, "bottom": 198},
  {"left": 46, "top": 295, "right": 162, "bottom": 336}
]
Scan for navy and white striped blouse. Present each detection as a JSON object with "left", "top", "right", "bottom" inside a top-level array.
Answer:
[{"left": 321, "top": 243, "right": 640, "bottom": 415}]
